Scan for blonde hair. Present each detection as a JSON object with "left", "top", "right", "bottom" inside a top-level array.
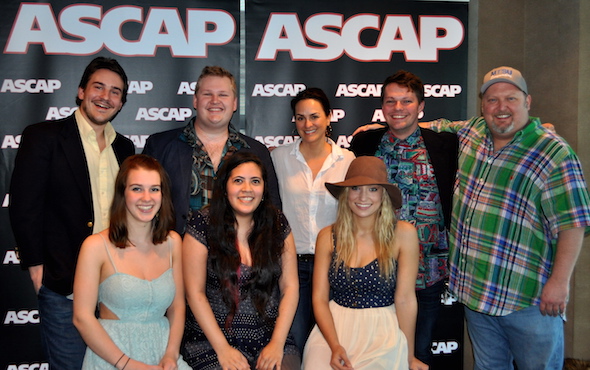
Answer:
[{"left": 332, "top": 187, "right": 398, "bottom": 279}]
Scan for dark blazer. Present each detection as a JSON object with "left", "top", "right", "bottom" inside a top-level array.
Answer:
[
  {"left": 143, "top": 123, "right": 282, "bottom": 234},
  {"left": 9, "top": 114, "right": 135, "bottom": 296},
  {"left": 349, "top": 127, "right": 458, "bottom": 228}
]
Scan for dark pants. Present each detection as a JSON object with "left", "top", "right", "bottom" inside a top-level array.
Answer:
[
  {"left": 290, "top": 256, "right": 315, "bottom": 353},
  {"left": 38, "top": 285, "right": 86, "bottom": 369},
  {"left": 415, "top": 280, "right": 445, "bottom": 365}
]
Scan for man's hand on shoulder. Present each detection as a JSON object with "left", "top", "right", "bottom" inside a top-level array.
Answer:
[{"left": 351, "top": 122, "right": 386, "bottom": 136}]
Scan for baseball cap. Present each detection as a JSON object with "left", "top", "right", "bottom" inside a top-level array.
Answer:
[{"left": 480, "top": 66, "right": 528, "bottom": 95}]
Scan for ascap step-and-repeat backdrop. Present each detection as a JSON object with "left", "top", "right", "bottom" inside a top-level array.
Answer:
[{"left": 1, "top": 1, "right": 467, "bottom": 369}]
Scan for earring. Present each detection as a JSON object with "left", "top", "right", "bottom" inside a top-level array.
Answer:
[{"left": 326, "top": 124, "right": 333, "bottom": 138}]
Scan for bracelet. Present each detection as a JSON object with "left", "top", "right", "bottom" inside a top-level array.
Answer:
[
  {"left": 122, "top": 357, "right": 131, "bottom": 370},
  {"left": 114, "top": 353, "right": 125, "bottom": 368}
]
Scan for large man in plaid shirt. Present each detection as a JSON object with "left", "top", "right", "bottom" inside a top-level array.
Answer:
[{"left": 428, "top": 66, "right": 590, "bottom": 369}]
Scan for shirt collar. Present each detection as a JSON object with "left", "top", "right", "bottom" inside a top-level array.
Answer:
[
  {"left": 292, "top": 137, "right": 345, "bottom": 160},
  {"left": 181, "top": 117, "right": 249, "bottom": 149},
  {"left": 384, "top": 126, "right": 421, "bottom": 146},
  {"left": 481, "top": 116, "right": 540, "bottom": 143},
  {"left": 75, "top": 109, "right": 116, "bottom": 145}
]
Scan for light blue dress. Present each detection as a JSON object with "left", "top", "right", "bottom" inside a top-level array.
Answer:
[{"left": 81, "top": 236, "right": 190, "bottom": 369}]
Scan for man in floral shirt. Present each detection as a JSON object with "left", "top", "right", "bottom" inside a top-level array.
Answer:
[{"left": 350, "top": 70, "right": 458, "bottom": 365}]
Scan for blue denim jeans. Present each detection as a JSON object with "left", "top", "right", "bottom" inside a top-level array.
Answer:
[
  {"left": 290, "top": 257, "right": 315, "bottom": 353},
  {"left": 38, "top": 285, "right": 86, "bottom": 369},
  {"left": 464, "top": 305, "right": 564, "bottom": 370},
  {"left": 415, "top": 279, "right": 444, "bottom": 364}
]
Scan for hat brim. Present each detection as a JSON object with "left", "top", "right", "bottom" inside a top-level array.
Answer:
[{"left": 325, "top": 176, "right": 402, "bottom": 209}]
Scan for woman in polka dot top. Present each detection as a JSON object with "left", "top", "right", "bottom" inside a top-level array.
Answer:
[{"left": 301, "top": 156, "right": 427, "bottom": 370}]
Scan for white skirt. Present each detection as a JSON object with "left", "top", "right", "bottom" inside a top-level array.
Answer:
[{"left": 301, "top": 300, "right": 408, "bottom": 370}]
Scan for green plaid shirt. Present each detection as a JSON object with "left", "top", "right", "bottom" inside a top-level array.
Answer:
[{"left": 429, "top": 117, "right": 590, "bottom": 316}]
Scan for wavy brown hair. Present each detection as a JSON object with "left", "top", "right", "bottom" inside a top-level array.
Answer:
[
  {"left": 76, "top": 56, "right": 129, "bottom": 106},
  {"left": 109, "top": 154, "right": 175, "bottom": 248},
  {"left": 381, "top": 70, "right": 424, "bottom": 104}
]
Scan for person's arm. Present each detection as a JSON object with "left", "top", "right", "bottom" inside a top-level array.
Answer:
[
  {"left": 311, "top": 226, "right": 353, "bottom": 370},
  {"left": 256, "top": 232, "right": 299, "bottom": 370},
  {"left": 540, "top": 227, "right": 585, "bottom": 317},
  {"left": 183, "top": 233, "right": 249, "bottom": 370},
  {"left": 418, "top": 119, "right": 466, "bottom": 133},
  {"left": 257, "top": 144, "right": 283, "bottom": 210},
  {"left": 28, "top": 265, "right": 43, "bottom": 295},
  {"left": 393, "top": 221, "right": 428, "bottom": 370},
  {"left": 159, "top": 231, "right": 185, "bottom": 370},
  {"left": 73, "top": 233, "right": 161, "bottom": 370},
  {"left": 9, "top": 124, "right": 51, "bottom": 293},
  {"left": 351, "top": 122, "right": 386, "bottom": 136}
]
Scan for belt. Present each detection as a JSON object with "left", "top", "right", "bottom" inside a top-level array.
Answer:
[{"left": 297, "top": 254, "right": 314, "bottom": 262}]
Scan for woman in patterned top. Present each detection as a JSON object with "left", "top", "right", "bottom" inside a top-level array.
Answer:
[
  {"left": 301, "top": 156, "right": 427, "bottom": 370},
  {"left": 181, "top": 152, "right": 300, "bottom": 370}
]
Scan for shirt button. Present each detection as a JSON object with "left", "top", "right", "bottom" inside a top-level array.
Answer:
[{"left": 87, "top": 221, "right": 93, "bottom": 228}]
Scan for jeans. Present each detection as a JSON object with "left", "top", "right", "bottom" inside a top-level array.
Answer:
[
  {"left": 464, "top": 305, "right": 564, "bottom": 370},
  {"left": 38, "top": 285, "right": 86, "bottom": 369},
  {"left": 415, "top": 279, "right": 444, "bottom": 365},
  {"left": 290, "top": 257, "right": 315, "bottom": 353}
]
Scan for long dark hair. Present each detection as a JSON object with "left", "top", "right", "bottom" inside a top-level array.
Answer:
[
  {"left": 109, "top": 154, "right": 175, "bottom": 248},
  {"left": 208, "top": 152, "right": 284, "bottom": 324}
]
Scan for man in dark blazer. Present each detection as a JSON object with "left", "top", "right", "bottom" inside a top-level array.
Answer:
[
  {"left": 350, "top": 70, "right": 458, "bottom": 367},
  {"left": 143, "top": 66, "right": 281, "bottom": 234},
  {"left": 9, "top": 57, "right": 135, "bottom": 369}
]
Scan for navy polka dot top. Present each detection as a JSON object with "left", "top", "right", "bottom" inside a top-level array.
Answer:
[{"left": 329, "top": 251, "right": 397, "bottom": 309}]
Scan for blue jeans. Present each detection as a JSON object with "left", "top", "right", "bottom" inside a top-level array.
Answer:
[
  {"left": 38, "top": 285, "right": 86, "bottom": 369},
  {"left": 290, "top": 257, "right": 315, "bottom": 353},
  {"left": 415, "top": 279, "right": 444, "bottom": 364},
  {"left": 464, "top": 305, "right": 564, "bottom": 370}
]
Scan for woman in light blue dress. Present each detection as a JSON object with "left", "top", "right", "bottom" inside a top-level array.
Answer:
[{"left": 74, "top": 154, "right": 190, "bottom": 370}]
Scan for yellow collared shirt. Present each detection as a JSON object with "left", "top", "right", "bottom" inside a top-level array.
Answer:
[{"left": 75, "top": 109, "right": 119, "bottom": 234}]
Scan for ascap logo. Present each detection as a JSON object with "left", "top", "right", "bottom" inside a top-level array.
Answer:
[
  {"left": 431, "top": 341, "right": 459, "bottom": 355},
  {"left": 335, "top": 84, "right": 382, "bottom": 98},
  {"left": 371, "top": 109, "right": 386, "bottom": 123},
  {"left": 256, "top": 13, "right": 464, "bottom": 62},
  {"left": 256, "top": 135, "right": 351, "bottom": 148},
  {"left": 424, "top": 84, "right": 462, "bottom": 98},
  {"left": 135, "top": 108, "right": 192, "bottom": 121},
  {"left": 2, "top": 193, "right": 9, "bottom": 208},
  {"left": 3, "top": 250, "right": 20, "bottom": 265},
  {"left": 177, "top": 82, "right": 196, "bottom": 95},
  {"left": 252, "top": 84, "right": 306, "bottom": 97},
  {"left": 1, "top": 79, "right": 61, "bottom": 93},
  {"left": 6, "top": 364, "right": 49, "bottom": 370},
  {"left": 441, "top": 286, "right": 458, "bottom": 306},
  {"left": 46, "top": 107, "right": 77, "bottom": 121},
  {"left": 125, "top": 135, "right": 150, "bottom": 149},
  {"left": 2, "top": 135, "right": 21, "bottom": 149},
  {"left": 255, "top": 136, "right": 299, "bottom": 148},
  {"left": 4, "top": 310, "right": 40, "bottom": 325},
  {"left": 4, "top": 4, "right": 235, "bottom": 57},
  {"left": 128, "top": 81, "right": 154, "bottom": 95}
]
